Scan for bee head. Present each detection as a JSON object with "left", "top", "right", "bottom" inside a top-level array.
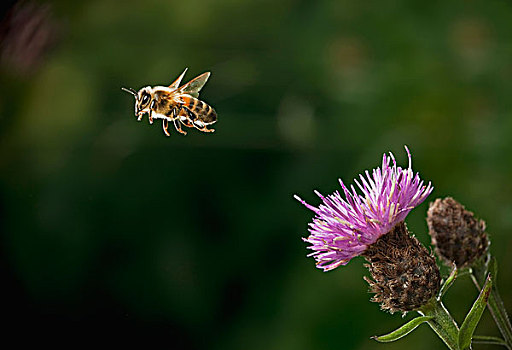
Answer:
[{"left": 121, "top": 86, "right": 153, "bottom": 116}]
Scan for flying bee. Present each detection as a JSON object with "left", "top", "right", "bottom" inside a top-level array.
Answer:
[{"left": 122, "top": 68, "right": 217, "bottom": 136}]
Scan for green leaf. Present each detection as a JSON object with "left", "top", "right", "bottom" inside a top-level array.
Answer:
[
  {"left": 372, "top": 316, "right": 433, "bottom": 343},
  {"left": 459, "top": 274, "right": 493, "bottom": 350},
  {"left": 439, "top": 266, "right": 458, "bottom": 298},
  {"left": 472, "top": 335, "right": 508, "bottom": 347}
]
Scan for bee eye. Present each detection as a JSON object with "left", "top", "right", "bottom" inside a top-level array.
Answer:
[{"left": 142, "top": 94, "right": 150, "bottom": 105}]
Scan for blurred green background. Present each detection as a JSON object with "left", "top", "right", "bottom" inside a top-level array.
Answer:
[{"left": 1, "top": 0, "right": 512, "bottom": 349}]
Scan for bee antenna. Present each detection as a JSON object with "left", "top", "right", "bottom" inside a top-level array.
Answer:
[{"left": 121, "top": 87, "right": 137, "bottom": 97}]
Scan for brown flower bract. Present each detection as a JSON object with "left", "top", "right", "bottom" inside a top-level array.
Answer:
[
  {"left": 427, "top": 197, "right": 489, "bottom": 268},
  {"left": 362, "top": 222, "right": 440, "bottom": 313}
]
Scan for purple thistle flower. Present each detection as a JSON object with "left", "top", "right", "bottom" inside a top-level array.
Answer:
[{"left": 295, "top": 146, "right": 433, "bottom": 272}]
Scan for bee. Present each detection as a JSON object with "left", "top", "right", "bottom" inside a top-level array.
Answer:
[{"left": 122, "top": 68, "right": 217, "bottom": 136}]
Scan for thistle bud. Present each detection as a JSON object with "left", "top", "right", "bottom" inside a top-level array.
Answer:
[
  {"left": 362, "top": 222, "right": 441, "bottom": 314},
  {"left": 427, "top": 197, "right": 489, "bottom": 268}
]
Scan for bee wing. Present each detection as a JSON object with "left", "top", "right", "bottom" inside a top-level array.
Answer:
[
  {"left": 177, "top": 72, "right": 211, "bottom": 98},
  {"left": 168, "top": 68, "right": 188, "bottom": 90}
]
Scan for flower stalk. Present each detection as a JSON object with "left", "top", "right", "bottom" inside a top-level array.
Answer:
[
  {"left": 418, "top": 298, "right": 460, "bottom": 350},
  {"left": 471, "top": 256, "right": 512, "bottom": 350}
]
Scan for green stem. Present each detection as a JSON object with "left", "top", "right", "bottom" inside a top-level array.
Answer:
[
  {"left": 419, "top": 298, "right": 460, "bottom": 350},
  {"left": 471, "top": 261, "right": 512, "bottom": 349}
]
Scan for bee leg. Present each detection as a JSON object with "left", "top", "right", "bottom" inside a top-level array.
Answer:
[
  {"left": 183, "top": 107, "right": 212, "bottom": 132},
  {"left": 166, "top": 107, "right": 185, "bottom": 136},
  {"left": 199, "top": 126, "right": 215, "bottom": 133},
  {"left": 176, "top": 108, "right": 194, "bottom": 128},
  {"left": 149, "top": 100, "right": 156, "bottom": 123},
  {"left": 172, "top": 106, "right": 181, "bottom": 118},
  {"left": 183, "top": 107, "right": 196, "bottom": 120},
  {"left": 180, "top": 118, "right": 194, "bottom": 128},
  {"left": 173, "top": 118, "right": 187, "bottom": 135},
  {"left": 162, "top": 119, "right": 171, "bottom": 137},
  {"left": 193, "top": 120, "right": 215, "bottom": 133}
]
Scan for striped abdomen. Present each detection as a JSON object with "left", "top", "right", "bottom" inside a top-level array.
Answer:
[{"left": 181, "top": 96, "right": 217, "bottom": 124}]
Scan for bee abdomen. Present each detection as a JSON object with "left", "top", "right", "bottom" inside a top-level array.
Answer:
[
  {"left": 200, "top": 102, "right": 217, "bottom": 124},
  {"left": 185, "top": 98, "right": 216, "bottom": 124}
]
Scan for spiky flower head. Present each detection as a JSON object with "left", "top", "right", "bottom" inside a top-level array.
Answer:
[
  {"left": 427, "top": 197, "right": 489, "bottom": 268},
  {"left": 295, "top": 147, "right": 433, "bottom": 272}
]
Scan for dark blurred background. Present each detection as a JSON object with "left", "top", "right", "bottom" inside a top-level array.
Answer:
[{"left": 1, "top": 1, "right": 511, "bottom": 349}]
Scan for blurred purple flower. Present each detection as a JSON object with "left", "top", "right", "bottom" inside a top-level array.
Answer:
[
  {"left": 295, "top": 146, "right": 433, "bottom": 272},
  {"left": 0, "top": 1, "right": 59, "bottom": 75}
]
